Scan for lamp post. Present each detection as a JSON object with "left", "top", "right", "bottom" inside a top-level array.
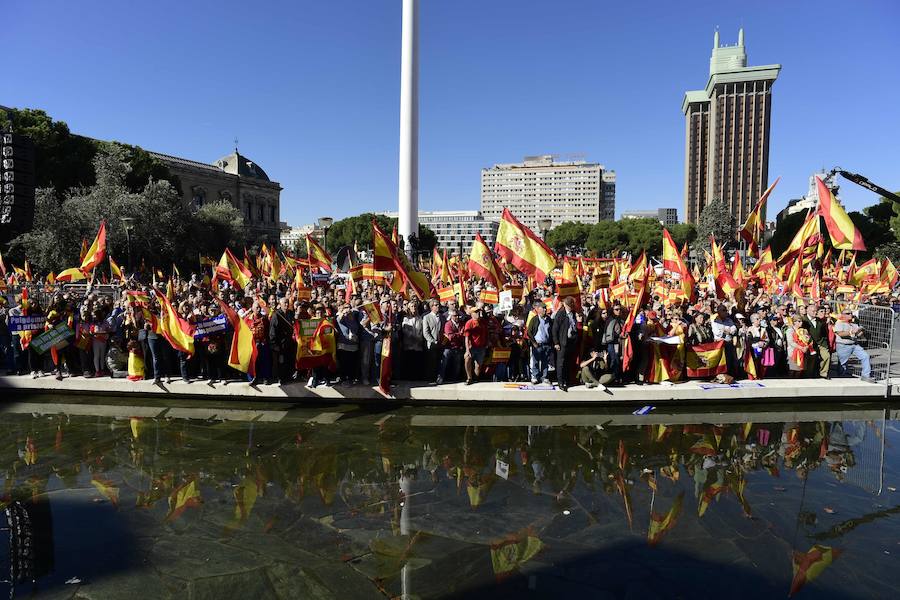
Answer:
[
  {"left": 538, "top": 218, "right": 552, "bottom": 242},
  {"left": 318, "top": 216, "right": 334, "bottom": 252},
  {"left": 121, "top": 217, "right": 135, "bottom": 274}
]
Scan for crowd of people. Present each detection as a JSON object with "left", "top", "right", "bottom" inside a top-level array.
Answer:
[{"left": 0, "top": 258, "right": 887, "bottom": 391}]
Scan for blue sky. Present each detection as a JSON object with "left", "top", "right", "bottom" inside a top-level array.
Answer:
[{"left": 6, "top": 0, "right": 899, "bottom": 226}]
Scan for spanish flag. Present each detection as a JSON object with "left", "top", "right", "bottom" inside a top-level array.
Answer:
[
  {"left": 166, "top": 479, "right": 202, "bottom": 522},
  {"left": 739, "top": 177, "right": 780, "bottom": 257},
  {"left": 697, "top": 480, "right": 726, "bottom": 517},
  {"left": 752, "top": 246, "right": 775, "bottom": 274},
  {"left": 469, "top": 233, "right": 504, "bottom": 288},
  {"left": 431, "top": 246, "right": 443, "bottom": 279},
  {"left": 494, "top": 208, "right": 557, "bottom": 282},
  {"left": 440, "top": 249, "right": 452, "bottom": 284},
  {"left": 156, "top": 289, "right": 195, "bottom": 356},
  {"left": 648, "top": 492, "right": 684, "bottom": 547},
  {"left": 662, "top": 228, "right": 694, "bottom": 300},
  {"left": 306, "top": 234, "right": 333, "bottom": 272},
  {"left": 360, "top": 301, "right": 383, "bottom": 325},
  {"left": 91, "top": 475, "right": 120, "bottom": 507},
  {"left": 777, "top": 209, "right": 821, "bottom": 265},
  {"left": 295, "top": 318, "right": 337, "bottom": 371},
  {"left": 378, "top": 335, "right": 393, "bottom": 395},
  {"left": 215, "top": 248, "right": 252, "bottom": 289},
  {"left": 816, "top": 176, "right": 865, "bottom": 251},
  {"left": 217, "top": 297, "right": 257, "bottom": 377},
  {"left": 789, "top": 545, "right": 842, "bottom": 597},
  {"left": 372, "top": 220, "right": 431, "bottom": 299},
  {"left": 109, "top": 255, "right": 125, "bottom": 282},
  {"left": 685, "top": 341, "right": 728, "bottom": 378},
  {"left": 56, "top": 267, "right": 87, "bottom": 282},
  {"left": 80, "top": 220, "right": 107, "bottom": 273}
]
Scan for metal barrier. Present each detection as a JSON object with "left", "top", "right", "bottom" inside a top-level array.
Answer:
[{"left": 4, "top": 284, "right": 120, "bottom": 307}]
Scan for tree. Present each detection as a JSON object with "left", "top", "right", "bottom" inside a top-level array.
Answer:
[
  {"left": 545, "top": 221, "right": 592, "bottom": 253},
  {"left": 667, "top": 223, "right": 697, "bottom": 249},
  {"left": 619, "top": 218, "right": 663, "bottom": 257},
  {"left": 9, "top": 144, "right": 218, "bottom": 272},
  {"left": 695, "top": 199, "right": 736, "bottom": 253},
  {"left": 189, "top": 201, "right": 248, "bottom": 260},
  {"left": 323, "top": 213, "right": 435, "bottom": 256},
  {"left": 585, "top": 221, "right": 627, "bottom": 256},
  {"left": 0, "top": 107, "right": 179, "bottom": 195}
]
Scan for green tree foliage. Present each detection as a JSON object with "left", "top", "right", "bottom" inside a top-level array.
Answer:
[
  {"left": 667, "top": 223, "right": 697, "bottom": 249},
  {"left": 585, "top": 221, "right": 628, "bottom": 256},
  {"left": 323, "top": 213, "right": 435, "bottom": 256},
  {"left": 0, "top": 107, "right": 179, "bottom": 195},
  {"left": 695, "top": 199, "right": 736, "bottom": 253},
  {"left": 545, "top": 221, "right": 592, "bottom": 253},
  {"left": 619, "top": 218, "right": 663, "bottom": 256},
  {"left": 9, "top": 144, "right": 233, "bottom": 272}
]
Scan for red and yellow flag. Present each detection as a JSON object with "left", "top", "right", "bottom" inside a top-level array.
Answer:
[
  {"left": 166, "top": 479, "right": 202, "bottom": 522},
  {"left": 306, "top": 234, "right": 333, "bottom": 272},
  {"left": 156, "top": 290, "right": 195, "bottom": 356},
  {"left": 789, "top": 545, "right": 842, "bottom": 597},
  {"left": 469, "top": 233, "right": 504, "bottom": 288},
  {"left": 685, "top": 341, "right": 728, "bottom": 378},
  {"left": 372, "top": 220, "right": 431, "bottom": 299},
  {"left": 816, "top": 176, "right": 865, "bottom": 251},
  {"left": 662, "top": 228, "right": 694, "bottom": 300},
  {"left": 648, "top": 492, "right": 684, "bottom": 547},
  {"left": 109, "top": 255, "right": 125, "bottom": 282},
  {"left": 80, "top": 221, "right": 107, "bottom": 273},
  {"left": 739, "top": 177, "right": 780, "bottom": 257},
  {"left": 360, "top": 301, "right": 383, "bottom": 324},
  {"left": 215, "top": 248, "right": 252, "bottom": 289},
  {"left": 494, "top": 208, "right": 557, "bottom": 282},
  {"left": 217, "top": 297, "right": 257, "bottom": 377},
  {"left": 56, "top": 267, "right": 87, "bottom": 282}
]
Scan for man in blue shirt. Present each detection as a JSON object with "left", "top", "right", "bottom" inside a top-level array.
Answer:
[{"left": 527, "top": 302, "right": 552, "bottom": 385}]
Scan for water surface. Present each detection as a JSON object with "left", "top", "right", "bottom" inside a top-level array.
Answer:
[{"left": 1, "top": 396, "right": 898, "bottom": 599}]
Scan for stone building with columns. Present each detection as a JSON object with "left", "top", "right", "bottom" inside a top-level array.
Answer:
[{"left": 149, "top": 148, "right": 282, "bottom": 246}]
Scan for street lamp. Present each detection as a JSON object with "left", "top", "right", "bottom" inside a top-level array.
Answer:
[
  {"left": 538, "top": 218, "right": 552, "bottom": 242},
  {"left": 318, "top": 216, "right": 334, "bottom": 252},
  {"left": 121, "top": 217, "right": 135, "bottom": 273}
]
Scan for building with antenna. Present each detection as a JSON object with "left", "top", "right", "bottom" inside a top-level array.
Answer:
[{"left": 682, "top": 29, "right": 781, "bottom": 230}]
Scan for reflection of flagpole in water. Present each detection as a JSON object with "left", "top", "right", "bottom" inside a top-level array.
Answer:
[{"left": 399, "top": 473, "right": 412, "bottom": 600}]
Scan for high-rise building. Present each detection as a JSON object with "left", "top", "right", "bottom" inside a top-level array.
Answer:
[
  {"left": 480, "top": 155, "right": 614, "bottom": 231},
  {"left": 682, "top": 29, "right": 781, "bottom": 229},
  {"left": 376, "top": 210, "right": 499, "bottom": 254}
]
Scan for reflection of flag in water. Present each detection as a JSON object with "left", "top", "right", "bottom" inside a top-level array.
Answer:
[
  {"left": 648, "top": 491, "right": 684, "bottom": 547},
  {"left": 732, "top": 475, "right": 752, "bottom": 517},
  {"left": 617, "top": 439, "right": 628, "bottom": 471},
  {"left": 614, "top": 473, "right": 633, "bottom": 530},
  {"left": 698, "top": 480, "right": 726, "bottom": 517},
  {"left": 24, "top": 436, "right": 37, "bottom": 465},
  {"left": 689, "top": 435, "right": 717, "bottom": 456},
  {"left": 227, "top": 476, "right": 260, "bottom": 530},
  {"left": 130, "top": 417, "right": 145, "bottom": 440},
  {"left": 91, "top": 475, "right": 120, "bottom": 507},
  {"left": 789, "top": 545, "right": 842, "bottom": 597},
  {"left": 490, "top": 532, "right": 543, "bottom": 580},
  {"left": 166, "top": 479, "right": 202, "bottom": 522}
]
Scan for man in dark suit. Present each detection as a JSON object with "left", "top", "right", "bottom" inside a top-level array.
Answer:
[
  {"left": 551, "top": 296, "right": 582, "bottom": 391},
  {"left": 803, "top": 304, "right": 832, "bottom": 378}
]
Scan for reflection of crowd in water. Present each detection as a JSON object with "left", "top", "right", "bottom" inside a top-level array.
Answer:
[{"left": 0, "top": 415, "right": 869, "bottom": 524}]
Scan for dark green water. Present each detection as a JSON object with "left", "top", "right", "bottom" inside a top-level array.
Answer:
[{"left": 1, "top": 397, "right": 898, "bottom": 599}]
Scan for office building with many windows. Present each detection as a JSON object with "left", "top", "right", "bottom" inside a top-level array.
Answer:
[
  {"left": 683, "top": 29, "right": 780, "bottom": 229},
  {"left": 621, "top": 208, "right": 679, "bottom": 226},
  {"left": 480, "top": 155, "right": 615, "bottom": 230}
]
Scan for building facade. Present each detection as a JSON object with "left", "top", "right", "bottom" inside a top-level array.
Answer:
[
  {"left": 480, "top": 155, "right": 614, "bottom": 231},
  {"left": 150, "top": 148, "right": 283, "bottom": 246},
  {"left": 621, "top": 208, "right": 679, "bottom": 226},
  {"left": 683, "top": 29, "right": 780, "bottom": 229},
  {"left": 377, "top": 210, "right": 499, "bottom": 254}
]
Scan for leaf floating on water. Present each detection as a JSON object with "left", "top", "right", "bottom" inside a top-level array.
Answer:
[{"left": 823, "top": 507, "right": 836, "bottom": 514}]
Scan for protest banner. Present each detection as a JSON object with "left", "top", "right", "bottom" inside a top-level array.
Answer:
[
  {"left": 30, "top": 322, "right": 73, "bottom": 354},
  {"left": 8, "top": 314, "right": 46, "bottom": 332},
  {"left": 193, "top": 314, "right": 228, "bottom": 339}
]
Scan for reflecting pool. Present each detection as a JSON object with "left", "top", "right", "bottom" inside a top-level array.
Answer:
[{"left": 1, "top": 397, "right": 899, "bottom": 599}]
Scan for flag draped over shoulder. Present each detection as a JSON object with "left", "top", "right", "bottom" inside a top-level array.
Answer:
[
  {"left": 306, "top": 234, "right": 333, "bottom": 272},
  {"left": 469, "top": 233, "right": 504, "bottom": 288},
  {"left": 739, "top": 177, "right": 780, "bottom": 257},
  {"left": 494, "top": 208, "right": 557, "bottom": 282},
  {"left": 816, "top": 176, "right": 865, "bottom": 251},
  {"left": 216, "top": 297, "right": 257, "bottom": 377},
  {"left": 156, "top": 290, "right": 195, "bottom": 356},
  {"left": 80, "top": 221, "right": 107, "bottom": 273}
]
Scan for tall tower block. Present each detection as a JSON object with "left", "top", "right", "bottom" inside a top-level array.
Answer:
[{"left": 683, "top": 29, "right": 781, "bottom": 229}]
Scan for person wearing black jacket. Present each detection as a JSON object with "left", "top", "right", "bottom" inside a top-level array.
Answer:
[
  {"left": 269, "top": 297, "right": 296, "bottom": 384},
  {"left": 551, "top": 297, "right": 582, "bottom": 391},
  {"left": 803, "top": 305, "right": 831, "bottom": 378}
]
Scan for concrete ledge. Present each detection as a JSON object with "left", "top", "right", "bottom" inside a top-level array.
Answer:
[{"left": 0, "top": 373, "right": 886, "bottom": 406}]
